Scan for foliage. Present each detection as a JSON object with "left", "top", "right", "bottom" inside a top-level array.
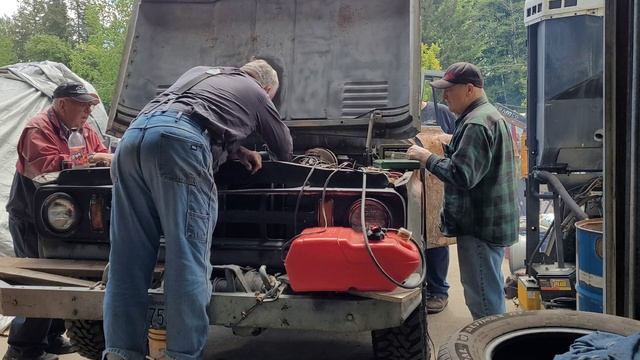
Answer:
[
  {"left": 421, "top": 43, "right": 442, "bottom": 71},
  {"left": 0, "top": 35, "right": 18, "bottom": 67},
  {"left": 24, "top": 34, "right": 72, "bottom": 63},
  {"left": 42, "top": 0, "right": 70, "bottom": 40},
  {"left": 421, "top": 0, "right": 527, "bottom": 109},
  {"left": 3, "top": 0, "right": 133, "bottom": 110},
  {"left": 70, "top": 0, "right": 133, "bottom": 110},
  {"left": 0, "top": 17, "right": 18, "bottom": 66}
]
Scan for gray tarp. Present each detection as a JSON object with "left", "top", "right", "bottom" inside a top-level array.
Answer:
[{"left": 0, "top": 61, "right": 109, "bottom": 256}]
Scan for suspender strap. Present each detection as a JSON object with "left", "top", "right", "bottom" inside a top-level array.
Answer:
[{"left": 143, "top": 67, "right": 238, "bottom": 115}]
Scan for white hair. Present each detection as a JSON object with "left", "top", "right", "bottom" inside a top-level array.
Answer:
[
  {"left": 241, "top": 59, "right": 279, "bottom": 94},
  {"left": 52, "top": 98, "right": 64, "bottom": 111}
]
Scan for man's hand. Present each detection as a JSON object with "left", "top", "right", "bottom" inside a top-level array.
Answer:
[
  {"left": 406, "top": 145, "right": 433, "bottom": 167},
  {"left": 90, "top": 153, "right": 113, "bottom": 167},
  {"left": 236, "top": 147, "right": 262, "bottom": 175}
]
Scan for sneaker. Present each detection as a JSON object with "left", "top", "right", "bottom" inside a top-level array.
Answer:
[
  {"left": 45, "top": 337, "right": 75, "bottom": 355},
  {"left": 2, "top": 348, "right": 58, "bottom": 360},
  {"left": 426, "top": 295, "right": 448, "bottom": 314}
]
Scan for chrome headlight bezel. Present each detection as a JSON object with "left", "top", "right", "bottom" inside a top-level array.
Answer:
[{"left": 41, "top": 192, "right": 80, "bottom": 234}]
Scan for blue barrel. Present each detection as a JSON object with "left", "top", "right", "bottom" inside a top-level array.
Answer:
[{"left": 575, "top": 218, "right": 603, "bottom": 313}]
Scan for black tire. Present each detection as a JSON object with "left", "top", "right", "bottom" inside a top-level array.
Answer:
[
  {"left": 66, "top": 320, "right": 106, "bottom": 360},
  {"left": 372, "top": 305, "right": 431, "bottom": 360},
  {"left": 437, "top": 310, "right": 640, "bottom": 360}
]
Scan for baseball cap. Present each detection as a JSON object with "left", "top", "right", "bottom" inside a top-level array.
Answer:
[
  {"left": 53, "top": 82, "right": 100, "bottom": 105},
  {"left": 430, "top": 62, "right": 484, "bottom": 89}
]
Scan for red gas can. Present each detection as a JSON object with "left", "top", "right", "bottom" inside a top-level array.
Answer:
[{"left": 284, "top": 227, "right": 421, "bottom": 292}]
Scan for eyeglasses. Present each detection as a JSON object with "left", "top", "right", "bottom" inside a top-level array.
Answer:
[{"left": 66, "top": 100, "right": 95, "bottom": 110}]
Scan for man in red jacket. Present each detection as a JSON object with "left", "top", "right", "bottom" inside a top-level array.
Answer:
[{"left": 4, "top": 83, "right": 111, "bottom": 360}]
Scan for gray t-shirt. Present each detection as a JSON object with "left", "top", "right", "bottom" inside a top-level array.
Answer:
[{"left": 142, "top": 66, "right": 293, "bottom": 161}]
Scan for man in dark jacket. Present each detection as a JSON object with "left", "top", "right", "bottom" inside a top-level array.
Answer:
[
  {"left": 103, "top": 59, "right": 293, "bottom": 360},
  {"left": 408, "top": 62, "right": 518, "bottom": 320}
]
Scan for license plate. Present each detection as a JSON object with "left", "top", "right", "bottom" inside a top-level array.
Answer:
[{"left": 146, "top": 299, "right": 166, "bottom": 328}]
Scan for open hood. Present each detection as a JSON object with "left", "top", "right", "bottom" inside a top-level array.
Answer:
[{"left": 108, "top": 0, "right": 421, "bottom": 150}]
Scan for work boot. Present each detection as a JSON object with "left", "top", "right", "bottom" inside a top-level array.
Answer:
[
  {"left": 426, "top": 295, "right": 448, "bottom": 314},
  {"left": 2, "top": 348, "right": 58, "bottom": 360},
  {"left": 45, "top": 336, "right": 75, "bottom": 355}
]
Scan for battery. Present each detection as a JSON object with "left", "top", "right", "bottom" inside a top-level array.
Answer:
[
  {"left": 517, "top": 275, "right": 542, "bottom": 310},
  {"left": 535, "top": 264, "right": 576, "bottom": 308}
]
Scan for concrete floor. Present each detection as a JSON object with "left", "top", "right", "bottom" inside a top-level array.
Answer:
[{"left": 0, "top": 246, "right": 516, "bottom": 359}]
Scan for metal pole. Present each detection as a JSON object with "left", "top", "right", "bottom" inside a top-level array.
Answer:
[
  {"left": 553, "top": 196, "right": 565, "bottom": 269},
  {"left": 526, "top": 24, "right": 541, "bottom": 269},
  {"left": 628, "top": 0, "right": 639, "bottom": 319}
]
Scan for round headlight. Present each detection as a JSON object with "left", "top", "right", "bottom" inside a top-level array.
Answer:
[
  {"left": 348, "top": 198, "right": 392, "bottom": 231},
  {"left": 43, "top": 193, "right": 79, "bottom": 233}
]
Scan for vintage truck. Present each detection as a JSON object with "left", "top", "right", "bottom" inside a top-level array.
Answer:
[{"left": 0, "top": 1, "right": 437, "bottom": 359}]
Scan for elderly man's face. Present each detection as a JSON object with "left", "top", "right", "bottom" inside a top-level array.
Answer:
[
  {"left": 58, "top": 98, "right": 94, "bottom": 129},
  {"left": 443, "top": 84, "right": 474, "bottom": 115}
]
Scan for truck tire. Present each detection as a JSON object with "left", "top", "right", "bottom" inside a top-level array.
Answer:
[
  {"left": 371, "top": 305, "right": 431, "bottom": 360},
  {"left": 437, "top": 310, "right": 640, "bottom": 360},
  {"left": 66, "top": 320, "right": 105, "bottom": 360}
]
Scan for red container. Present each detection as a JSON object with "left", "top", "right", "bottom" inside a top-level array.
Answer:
[{"left": 284, "top": 227, "right": 421, "bottom": 292}]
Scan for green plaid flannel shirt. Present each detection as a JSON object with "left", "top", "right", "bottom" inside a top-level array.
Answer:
[{"left": 425, "top": 96, "right": 519, "bottom": 247}]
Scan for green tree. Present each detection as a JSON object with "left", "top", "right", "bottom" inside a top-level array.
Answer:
[
  {"left": 421, "top": 43, "right": 442, "bottom": 70},
  {"left": 24, "top": 34, "right": 72, "bottom": 63},
  {"left": 11, "top": 0, "right": 47, "bottom": 59},
  {"left": 42, "top": 0, "right": 70, "bottom": 40},
  {"left": 67, "top": 0, "right": 91, "bottom": 43},
  {"left": 421, "top": 0, "right": 527, "bottom": 109},
  {"left": 0, "top": 36, "right": 18, "bottom": 66},
  {"left": 0, "top": 17, "right": 18, "bottom": 66},
  {"left": 70, "top": 0, "right": 134, "bottom": 109}
]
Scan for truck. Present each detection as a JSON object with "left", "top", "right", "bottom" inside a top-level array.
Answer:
[{"left": 0, "top": 1, "right": 437, "bottom": 359}]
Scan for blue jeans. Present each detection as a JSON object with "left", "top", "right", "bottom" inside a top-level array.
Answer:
[
  {"left": 425, "top": 246, "right": 450, "bottom": 298},
  {"left": 456, "top": 235, "right": 506, "bottom": 320},
  {"left": 103, "top": 112, "right": 217, "bottom": 360}
]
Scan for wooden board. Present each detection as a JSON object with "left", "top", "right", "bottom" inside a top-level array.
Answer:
[
  {"left": 0, "top": 257, "right": 164, "bottom": 279},
  {"left": 0, "top": 267, "right": 96, "bottom": 287},
  {"left": 349, "top": 287, "right": 421, "bottom": 303}
]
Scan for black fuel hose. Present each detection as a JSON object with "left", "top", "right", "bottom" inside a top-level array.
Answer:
[{"left": 360, "top": 171, "right": 427, "bottom": 289}]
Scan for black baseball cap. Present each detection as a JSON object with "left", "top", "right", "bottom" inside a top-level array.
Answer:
[
  {"left": 53, "top": 82, "right": 100, "bottom": 105},
  {"left": 430, "top": 62, "right": 484, "bottom": 89}
]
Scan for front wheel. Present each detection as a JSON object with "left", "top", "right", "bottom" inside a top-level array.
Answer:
[
  {"left": 371, "top": 304, "right": 430, "bottom": 360},
  {"left": 66, "top": 320, "right": 105, "bottom": 360}
]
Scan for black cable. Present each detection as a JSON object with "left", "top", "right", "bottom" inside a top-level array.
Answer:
[
  {"left": 360, "top": 171, "right": 427, "bottom": 289},
  {"left": 292, "top": 164, "right": 318, "bottom": 235},
  {"left": 354, "top": 104, "right": 410, "bottom": 119},
  {"left": 281, "top": 163, "right": 348, "bottom": 261},
  {"left": 526, "top": 221, "right": 554, "bottom": 275}
]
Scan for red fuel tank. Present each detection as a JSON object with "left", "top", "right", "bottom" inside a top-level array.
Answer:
[{"left": 284, "top": 227, "right": 421, "bottom": 292}]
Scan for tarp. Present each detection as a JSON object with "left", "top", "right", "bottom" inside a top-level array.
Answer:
[{"left": 0, "top": 61, "right": 109, "bottom": 256}]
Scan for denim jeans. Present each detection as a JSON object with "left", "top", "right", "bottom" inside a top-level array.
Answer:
[
  {"left": 103, "top": 112, "right": 217, "bottom": 360},
  {"left": 456, "top": 235, "right": 506, "bottom": 320},
  {"left": 425, "top": 246, "right": 450, "bottom": 298}
]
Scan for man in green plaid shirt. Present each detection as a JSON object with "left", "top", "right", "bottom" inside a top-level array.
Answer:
[{"left": 408, "top": 62, "right": 518, "bottom": 320}]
